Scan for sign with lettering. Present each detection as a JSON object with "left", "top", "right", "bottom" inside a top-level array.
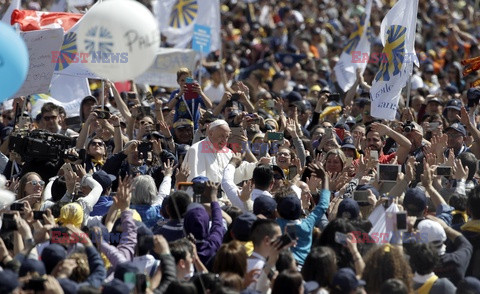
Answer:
[
  {"left": 13, "top": 28, "right": 63, "bottom": 97},
  {"left": 135, "top": 48, "right": 196, "bottom": 87},
  {"left": 192, "top": 24, "right": 211, "bottom": 54}
]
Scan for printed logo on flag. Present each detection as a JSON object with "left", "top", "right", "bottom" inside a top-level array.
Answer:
[
  {"left": 366, "top": 25, "right": 375, "bottom": 43},
  {"left": 55, "top": 32, "right": 77, "bottom": 71},
  {"left": 375, "top": 25, "right": 406, "bottom": 82},
  {"left": 169, "top": 0, "right": 198, "bottom": 28},
  {"left": 84, "top": 26, "right": 114, "bottom": 55},
  {"left": 343, "top": 14, "right": 366, "bottom": 55}
]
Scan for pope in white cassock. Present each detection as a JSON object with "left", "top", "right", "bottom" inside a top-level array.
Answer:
[{"left": 183, "top": 119, "right": 257, "bottom": 184}]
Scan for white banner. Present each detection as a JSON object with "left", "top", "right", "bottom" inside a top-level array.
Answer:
[
  {"left": 13, "top": 28, "right": 64, "bottom": 97},
  {"left": 31, "top": 94, "right": 84, "bottom": 117},
  {"left": 370, "top": 0, "right": 419, "bottom": 120},
  {"left": 134, "top": 48, "right": 197, "bottom": 87},
  {"left": 155, "top": 0, "right": 220, "bottom": 52},
  {"left": 334, "top": 0, "right": 373, "bottom": 92},
  {"left": 49, "top": 74, "right": 91, "bottom": 104}
]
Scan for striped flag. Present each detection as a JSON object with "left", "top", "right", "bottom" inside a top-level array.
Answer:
[
  {"left": 155, "top": 0, "right": 221, "bottom": 52},
  {"left": 334, "top": 0, "right": 373, "bottom": 92},
  {"left": 370, "top": 0, "right": 419, "bottom": 120}
]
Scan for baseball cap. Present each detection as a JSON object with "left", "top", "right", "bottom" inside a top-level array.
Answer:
[
  {"left": 337, "top": 198, "right": 360, "bottom": 220},
  {"left": 310, "top": 85, "right": 321, "bottom": 92},
  {"left": 253, "top": 196, "right": 277, "bottom": 217},
  {"left": 403, "top": 188, "right": 427, "bottom": 213},
  {"left": 341, "top": 137, "right": 356, "bottom": 150},
  {"left": 277, "top": 195, "right": 302, "bottom": 220},
  {"left": 426, "top": 95, "right": 443, "bottom": 105},
  {"left": 332, "top": 268, "right": 366, "bottom": 293},
  {"left": 93, "top": 170, "right": 116, "bottom": 192},
  {"left": 19, "top": 259, "right": 46, "bottom": 277},
  {"left": 102, "top": 279, "right": 130, "bottom": 294},
  {"left": 0, "top": 270, "right": 19, "bottom": 293},
  {"left": 444, "top": 99, "right": 462, "bottom": 111},
  {"left": 41, "top": 244, "right": 67, "bottom": 274},
  {"left": 445, "top": 122, "right": 467, "bottom": 136},
  {"left": 285, "top": 91, "right": 303, "bottom": 103},
  {"left": 173, "top": 119, "right": 194, "bottom": 129},
  {"left": 417, "top": 219, "right": 447, "bottom": 255},
  {"left": 231, "top": 212, "right": 257, "bottom": 242},
  {"left": 271, "top": 165, "right": 285, "bottom": 180}
]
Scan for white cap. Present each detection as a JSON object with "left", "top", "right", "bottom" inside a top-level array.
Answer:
[
  {"left": 208, "top": 119, "right": 229, "bottom": 131},
  {"left": 417, "top": 220, "right": 447, "bottom": 255}
]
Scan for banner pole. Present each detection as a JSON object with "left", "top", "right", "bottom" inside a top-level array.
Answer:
[
  {"left": 100, "top": 80, "right": 105, "bottom": 110},
  {"left": 405, "top": 74, "right": 412, "bottom": 109}
]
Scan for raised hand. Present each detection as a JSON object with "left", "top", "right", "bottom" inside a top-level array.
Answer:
[
  {"left": 162, "top": 159, "right": 176, "bottom": 177},
  {"left": 115, "top": 176, "right": 132, "bottom": 211}
]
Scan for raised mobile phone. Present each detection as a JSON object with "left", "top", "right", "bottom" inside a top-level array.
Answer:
[
  {"left": 33, "top": 211, "right": 47, "bottom": 220},
  {"left": 353, "top": 190, "right": 370, "bottom": 203},
  {"left": 436, "top": 166, "right": 452, "bottom": 176},
  {"left": 335, "top": 231, "right": 348, "bottom": 245},
  {"left": 370, "top": 150, "right": 378, "bottom": 160},
  {"left": 184, "top": 77, "right": 196, "bottom": 100},
  {"left": 378, "top": 164, "right": 401, "bottom": 182},
  {"left": 10, "top": 202, "right": 24, "bottom": 211},
  {"left": 396, "top": 212, "right": 407, "bottom": 231},
  {"left": 267, "top": 132, "right": 284, "bottom": 141},
  {"left": 288, "top": 166, "right": 298, "bottom": 181}
]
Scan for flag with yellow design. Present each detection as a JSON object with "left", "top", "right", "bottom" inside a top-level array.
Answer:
[
  {"left": 370, "top": 0, "right": 419, "bottom": 120},
  {"left": 155, "top": 0, "right": 220, "bottom": 52},
  {"left": 333, "top": 0, "right": 372, "bottom": 92}
]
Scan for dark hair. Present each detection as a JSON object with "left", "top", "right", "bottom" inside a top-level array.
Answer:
[
  {"left": 165, "top": 281, "right": 197, "bottom": 294},
  {"left": 467, "top": 186, "right": 480, "bottom": 219},
  {"left": 366, "top": 125, "right": 386, "bottom": 142},
  {"left": 301, "top": 246, "right": 337, "bottom": 288},
  {"left": 316, "top": 218, "right": 356, "bottom": 269},
  {"left": 253, "top": 165, "right": 274, "bottom": 190},
  {"left": 449, "top": 192, "right": 467, "bottom": 211},
  {"left": 457, "top": 152, "right": 477, "bottom": 181},
  {"left": 407, "top": 243, "right": 439, "bottom": 275},
  {"left": 40, "top": 102, "right": 60, "bottom": 115},
  {"left": 191, "top": 273, "right": 222, "bottom": 294},
  {"left": 380, "top": 279, "right": 408, "bottom": 294},
  {"left": 272, "top": 270, "right": 304, "bottom": 294},
  {"left": 137, "top": 235, "right": 153, "bottom": 256},
  {"left": 212, "top": 241, "right": 247, "bottom": 278},
  {"left": 219, "top": 272, "right": 243, "bottom": 292},
  {"left": 169, "top": 239, "right": 191, "bottom": 264},
  {"left": 167, "top": 191, "right": 192, "bottom": 220},
  {"left": 276, "top": 250, "right": 296, "bottom": 272},
  {"left": 250, "top": 219, "right": 280, "bottom": 247}
]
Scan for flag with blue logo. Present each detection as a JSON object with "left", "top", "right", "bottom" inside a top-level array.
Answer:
[
  {"left": 155, "top": 0, "right": 220, "bottom": 52},
  {"left": 370, "top": 0, "right": 419, "bottom": 120},
  {"left": 333, "top": 0, "right": 372, "bottom": 92}
]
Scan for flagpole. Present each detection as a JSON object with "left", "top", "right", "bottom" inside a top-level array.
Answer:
[
  {"left": 405, "top": 75, "right": 411, "bottom": 109},
  {"left": 100, "top": 80, "right": 105, "bottom": 110}
]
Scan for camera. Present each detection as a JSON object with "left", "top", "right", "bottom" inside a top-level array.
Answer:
[
  {"left": 94, "top": 110, "right": 111, "bottom": 119},
  {"left": 9, "top": 130, "right": 84, "bottom": 162},
  {"left": 403, "top": 121, "right": 415, "bottom": 133}
]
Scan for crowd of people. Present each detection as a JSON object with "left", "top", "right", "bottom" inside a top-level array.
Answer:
[{"left": 1, "top": 0, "right": 480, "bottom": 293}]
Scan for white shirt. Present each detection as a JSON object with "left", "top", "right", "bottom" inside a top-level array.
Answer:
[
  {"left": 184, "top": 138, "right": 257, "bottom": 184},
  {"left": 251, "top": 188, "right": 272, "bottom": 201},
  {"left": 203, "top": 83, "right": 225, "bottom": 104}
]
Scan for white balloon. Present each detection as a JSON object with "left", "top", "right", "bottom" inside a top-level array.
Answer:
[{"left": 76, "top": 0, "right": 159, "bottom": 81}]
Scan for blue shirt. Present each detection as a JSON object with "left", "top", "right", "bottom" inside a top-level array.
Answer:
[
  {"left": 90, "top": 196, "right": 114, "bottom": 217},
  {"left": 169, "top": 89, "right": 205, "bottom": 130}
]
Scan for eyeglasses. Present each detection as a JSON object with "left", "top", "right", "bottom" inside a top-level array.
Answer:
[
  {"left": 90, "top": 141, "right": 104, "bottom": 146},
  {"left": 27, "top": 180, "right": 45, "bottom": 187},
  {"left": 43, "top": 115, "right": 58, "bottom": 121}
]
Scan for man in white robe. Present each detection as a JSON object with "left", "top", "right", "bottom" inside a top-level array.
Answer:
[{"left": 183, "top": 120, "right": 256, "bottom": 184}]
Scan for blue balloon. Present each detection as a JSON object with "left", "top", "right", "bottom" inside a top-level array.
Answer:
[{"left": 0, "top": 22, "right": 29, "bottom": 102}]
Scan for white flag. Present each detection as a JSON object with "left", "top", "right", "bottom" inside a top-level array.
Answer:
[
  {"left": 52, "top": 3, "right": 100, "bottom": 78},
  {"left": 155, "top": 0, "right": 221, "bottom": 52},
  {"left": 334, "top": 0, "right": 373, "bottom": 92},
  {"left": 370, "top": 0, "right": 419, "bottom": 120},
  {"left": 1, "top": 0, "right": 20, "bottom": 24}
]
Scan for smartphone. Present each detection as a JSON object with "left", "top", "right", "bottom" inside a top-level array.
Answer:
[
  {"left": 2, "top": 218, "right": 18, "bottom": 231},
  {"left": 325, "top": 127, "right": 333, "bottom": 138},
  {"left": 10, "top": 202, "right": 24, "bottom": 211},
  {"left": 184, "top": 77, "right": 196, "bottom": 100},
  {"left": 127, "top": 92, "right": 137, "bottom": 100},
  {"left": 396, "top": 212, "right": 407, "bottom": 231},
  {"left": 266, "top": 100, "right": 275, "bottom": 108},
  {"left": 231, "top": 93, "right": 241, "bottom": 101},
  {"left": 345, "top": 157, "right": 353, "bottom": 168},
  {"left": 136, "top": 273, "right": 147, "bottom": 294},
  {"left": 138, "top": 142, "right": 153, "bottom": 158},
  {"left": 51, "top": 227, "right": 69, "bottom": 235},
  {"left": 267, "top": 132, "right": 284, "bottom": 141},
  {"left": 370, "top": 150, "right": 378, "bottom": 160},
  {"left": 274, "top": 233, "right": 293, "bottom": 248},
  {"left": 353, "top": 190, "right": 370, "bottom": 203},
  {"left": 329, "top": 93, "right": 340, "bottom": 101},
  {"left": 94, "top": 110, "right": 111, "bottom": 120},
  {"left": 436, "top": 166, "right": 452, "bottom": 176},
  {"left": 23, "top": 278, "right": 46, "bottom": 291},
  {"left": 378, "top": 164, "right": 401, "bottom": 181},
  {"left": 334, "top": 128, "right": 345, "bottom": 141},
  {"left": 286, "top": 224, "right": 297, "bottom": 240},
  {"left": 63, "top": 163, "right": 73, "bottom": 173},
  {"left": 124, "top": 272, "right": 136, "bottom": 285},
  {"left": 334, "top": 231, "right": 348, "bottom": 245},
  {"left": 33, "top": 211, "right": 47, "bottom": 220},
  {"left": 288, "top": 166, "right": 298, "bottom": 180}
]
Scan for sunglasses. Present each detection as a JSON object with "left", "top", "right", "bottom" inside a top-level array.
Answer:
[
  {"left": 273, "top": 174, "right": 284, "bottom": 180},
  {"left": 27, "top": 180, "right": 45, "bottom": 187},
  {"left": 43, "top": 115, "right": 57, "bottom": 121},
  {"left": 90, "top": 141, "right": 104, "bottom": 147}
]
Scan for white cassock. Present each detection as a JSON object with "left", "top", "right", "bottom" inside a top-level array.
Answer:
[{"left": 184, "top": 137, "right": 257, "bottom": 184}]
